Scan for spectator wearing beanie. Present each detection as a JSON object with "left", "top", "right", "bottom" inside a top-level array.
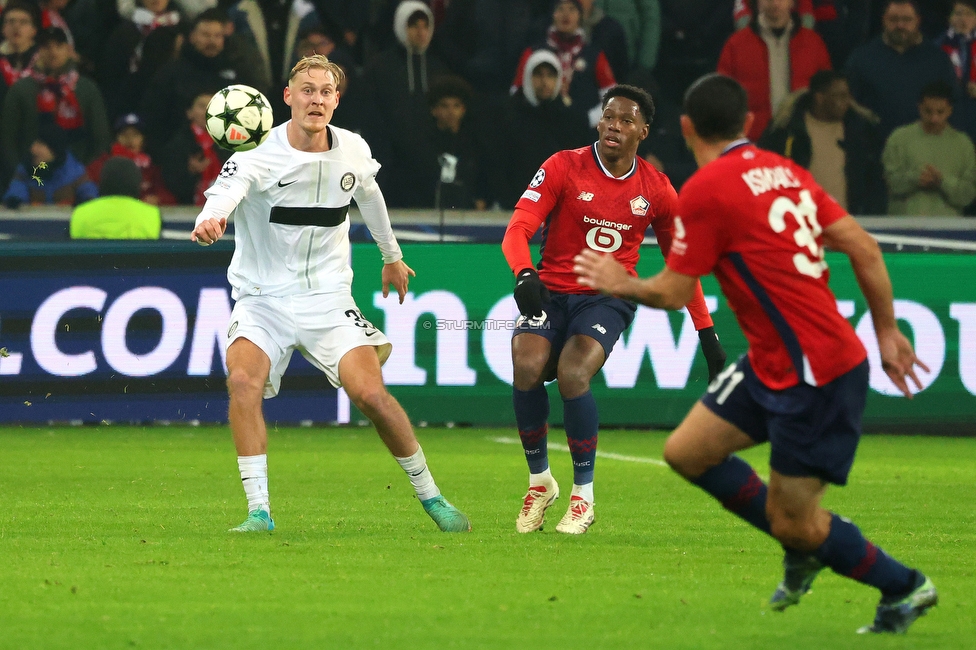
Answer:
[{"left": 87, "top": 113, "right": 177, "bottom": 205}]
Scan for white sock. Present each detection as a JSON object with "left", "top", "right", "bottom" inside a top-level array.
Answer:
[
  {"left": 529, "top": 467, "right": 554, "bottom": 488},
  {"left": 572, "top": 482, "right": 594, "bottom": 503},
  {"left": 395, "top": 446, "right": 440, "bottom": 501},
  {"left": 238, "top": 454, "right": 270, "bottom": 514}
]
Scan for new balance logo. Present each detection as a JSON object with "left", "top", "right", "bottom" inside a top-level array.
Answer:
[
  {"left": 591, "top": 324, "right": 606, "bottom": 334},
  {"left": 577, "top": 191, "right": 594, "bottom": 201}
]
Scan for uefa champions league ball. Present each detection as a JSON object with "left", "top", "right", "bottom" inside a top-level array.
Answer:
[{"left": 205, "top": 85, "right": 274, "bottom": 152}]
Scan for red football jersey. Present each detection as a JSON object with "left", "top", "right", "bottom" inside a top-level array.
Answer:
[
  {"left": 515, "top": 145, "right": 680, "bottom": 294},
  {"left": 667, "top": 142, "right": 867, "bottom": 389}
]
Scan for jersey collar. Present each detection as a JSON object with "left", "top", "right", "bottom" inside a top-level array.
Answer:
[
  {"left": 720, "top": 138, "right": 752, "bottom": 157},
  {"left": 591, "top": 142, "right": 637, "bottom": 180}
]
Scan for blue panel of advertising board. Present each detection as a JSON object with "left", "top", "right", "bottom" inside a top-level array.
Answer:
[{"left": 0, "top": 242, "right": 338, "bottom": 424}]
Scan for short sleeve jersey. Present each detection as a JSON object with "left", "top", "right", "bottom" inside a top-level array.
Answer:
[
  {"left": 515, "top": 144, "right": 679, "bottom": 294},
  {"left": 204, "top": 123, "right": 382, "bottom": 300},
  {"left": 667, "top": 142, "right": 866, "bottom": 389}
]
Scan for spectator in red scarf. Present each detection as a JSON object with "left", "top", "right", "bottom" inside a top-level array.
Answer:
[
  {"left": 937, "top": 0, "right": 976, "bottom": 143},
  {"left": 98, "top": 0, "right": 182, "bottom": 120},
  {"left": 87, "top": 112, "right": 177, "bottom": 205},
  {"left": 0, "top": 1, "right": 39, "bottom": 109},
  {"left": 158, "top": 91, "right": 228, "bottom": 205},
  {"left": 511, "top": 0, "right": 617, "bottom": 127},
  {"left": 36, "top": 0, "right": 74, "bottom": 46},
  {"left": 0, "top": 26, "right": 111, "bottom": 191}
]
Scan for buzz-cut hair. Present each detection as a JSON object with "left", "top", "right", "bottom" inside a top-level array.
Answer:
[
  {"left": 289, "top": 54, "right": 345, "bottom": 86},
  {"left": 683, "top": 73, "right": 749, "bottom": 142},
  {"left": 602, "top": 84, "right": 655, "bottom": 125}
]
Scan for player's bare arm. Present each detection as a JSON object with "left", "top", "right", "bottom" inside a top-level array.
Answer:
[
  {"left": 823, "top": 215, "right": 929, "bottom": 397},
  {"left": 382, "top": 260, "right": 416, "bottom": 304},
  {"left": 191, "top": 216, "right": 227, "bottom": 246},
  {"left": 573, "top": 249, "right": 698, "bottom": 310}
]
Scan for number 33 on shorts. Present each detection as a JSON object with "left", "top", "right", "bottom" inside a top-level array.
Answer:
[
  {"left": 708, "top": 361, "right": 745, "bottom": 405},
  {"left": 345, "top": 308, "right": 378, "bottom": 335}
]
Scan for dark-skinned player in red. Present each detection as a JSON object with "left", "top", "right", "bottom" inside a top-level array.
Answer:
[{"left": 502, "top": 84, "right": 727, "bottom": 535}]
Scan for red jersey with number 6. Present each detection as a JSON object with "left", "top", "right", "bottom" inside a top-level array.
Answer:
[
  {"left": 666, "top": 142, "right": 866, "bottom": 389},
  {"left": 515, "top": 144, "right": 679, "bottom": 293}
]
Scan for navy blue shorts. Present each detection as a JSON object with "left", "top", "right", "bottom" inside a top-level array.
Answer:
[
  {"left": 700, "top": 354, "right": 869, "bottom": 486},
  {"left": 513, "top": 292, "right": 637, "bottom": 359}
]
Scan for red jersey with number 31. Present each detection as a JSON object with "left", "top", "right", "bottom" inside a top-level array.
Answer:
[{"left": 666, "top": 142, "right": 867, "bottom": 389}]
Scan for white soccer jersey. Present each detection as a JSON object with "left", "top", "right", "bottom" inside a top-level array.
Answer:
[{"left": 202, "top": 123, "right": 402, "bottom": 299}]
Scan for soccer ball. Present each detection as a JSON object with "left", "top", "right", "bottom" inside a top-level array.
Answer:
[{"left": 205, "top": 85, "right": 274, "bottom": 152}]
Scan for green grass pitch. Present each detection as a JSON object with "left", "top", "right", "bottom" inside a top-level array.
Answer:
[{"left": 1, "top": 426, "right": 974, "bottom": 649}]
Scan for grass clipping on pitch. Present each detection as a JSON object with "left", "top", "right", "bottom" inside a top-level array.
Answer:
[{"left": 0, "top": 426, "right": 973, "bottom": 648}]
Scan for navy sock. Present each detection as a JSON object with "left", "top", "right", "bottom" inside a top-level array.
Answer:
[
  {"left": 815, "top": 513, "right": 916, "bottom": 598},
  {"left": 514, "top": 386, "right": 550, "bottom": 474},
  {"left": 691, "top": 455, "right": 771, "bottom": 535},
  {"left": 563, "top": 391, "right": 598, "bottom": 485}
]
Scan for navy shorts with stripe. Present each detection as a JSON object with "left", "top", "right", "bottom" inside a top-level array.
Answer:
[
  {"left": 701, "top": 354, "right": 869, "bottom": 486},
  {"left": 513, "top": 292, "right": 637, "bottom": 359}
]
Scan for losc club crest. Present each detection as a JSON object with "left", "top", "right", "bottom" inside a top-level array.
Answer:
[
  {"left": 340, "top": 172, "right": 355, "bottom": 192},
  {"left": 630, "top": 195, "right": 649, "bottom": 216}
]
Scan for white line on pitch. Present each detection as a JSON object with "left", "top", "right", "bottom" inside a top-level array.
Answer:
[{"left": 491, "top": 436, "right": 668, "bottom": 467}]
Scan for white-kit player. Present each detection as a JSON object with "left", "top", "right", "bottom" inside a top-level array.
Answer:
[{"left": 191, "top": 54, "right": 470, "bottom": 533}]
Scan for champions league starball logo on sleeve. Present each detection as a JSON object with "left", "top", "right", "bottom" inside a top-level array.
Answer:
[
  {"left": 529, "top": 168, "right": 546, "bottom": 188},
  {"left": 219, "top": 161, "right": 238, "bottom": 178}
]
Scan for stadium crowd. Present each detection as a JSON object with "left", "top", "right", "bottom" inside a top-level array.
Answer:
[{"left": 2, "top": 0, "right": 976, "bottom": 223}]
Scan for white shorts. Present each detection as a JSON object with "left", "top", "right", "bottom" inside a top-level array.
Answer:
[{"left": 227, "top": 292, "right": 392, "bottom": 396}]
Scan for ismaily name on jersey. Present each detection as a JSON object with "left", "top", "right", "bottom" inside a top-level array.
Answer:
[{"left": 740, "top": 165, "right": 802, "bottom": 197}]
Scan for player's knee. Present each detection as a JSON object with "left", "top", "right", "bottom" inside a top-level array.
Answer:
[
  {"left": 347, "top": 384, "right": 391, "bottom": 417},
  {"left": 226, "top": 367, "right": 264, "bottom": 400},
  {"left": 555, "top": 367, "right": 590, "bottom": 399},
  {"left": 663, "top": 435, "right": 698, "bottom": 478},
  {"left": 512, "top": 355, "right": 549, "bottom": 391},
  {"left": 767, "top": 510, "right": 821, "bottom": 549}
]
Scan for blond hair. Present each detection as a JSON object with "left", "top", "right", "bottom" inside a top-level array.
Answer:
[{"left": 289, "top": 54, "right": 345, "bottom": 86}]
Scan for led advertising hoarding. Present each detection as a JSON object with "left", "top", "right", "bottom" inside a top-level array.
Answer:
[{"left": 0, "top": 242, "right": 973, "bottom": 431}]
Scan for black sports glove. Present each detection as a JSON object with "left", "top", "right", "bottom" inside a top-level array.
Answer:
[
  {"left": 698, "top": 326, "right": 727, "bottom": 383},
  {"left": 513, "top": 268, "right": 550, "bottom": 318}
]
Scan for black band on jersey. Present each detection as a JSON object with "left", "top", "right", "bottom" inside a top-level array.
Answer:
[{"left": 270, "top": 205, "right": 349, "bottom": 228}]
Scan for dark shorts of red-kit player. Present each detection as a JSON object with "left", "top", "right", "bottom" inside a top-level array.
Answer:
[
  {"left": 513, "top": 291, "right": 637, "bottom": 360},
  {"left": 701, "top": 354, "right": 869, "bottom": 486}
]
